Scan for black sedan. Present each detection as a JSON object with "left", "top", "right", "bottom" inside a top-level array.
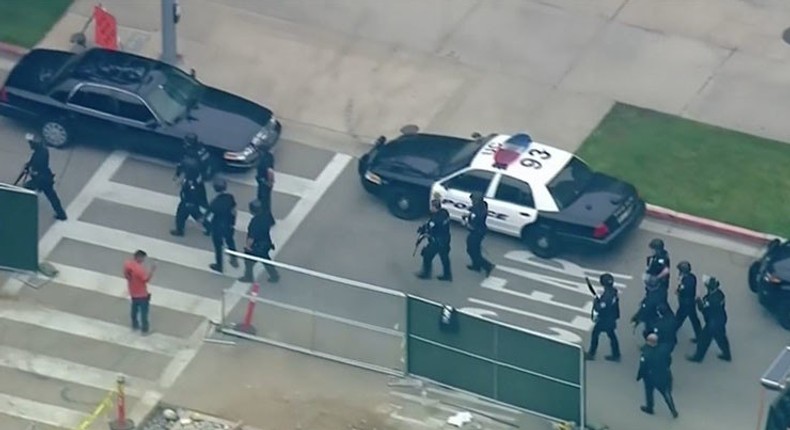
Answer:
[
  {"left": 749, "top": 239, "right": 790, "bottom": 329},
  {"left": 0, "top": 48, "right": 281, "bottom": 169}
]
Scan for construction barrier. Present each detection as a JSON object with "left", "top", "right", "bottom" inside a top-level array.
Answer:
[{"left": 75, "top": 390, "right": 113, "bottom": 430}]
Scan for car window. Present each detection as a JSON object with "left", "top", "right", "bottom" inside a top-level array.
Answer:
[
  {"left": 444, "top": 170, "right": 494, "bottom": 194},
  {"left": 68, "top": 85, "right": 117, "bottom": 114},
  {"left": 141, "top": 67, "right": 203, "bottom": 124},
  {"left": 495, "top": 176, "right": 535, "bottom": 207},
  {"left": 114, "top": 91, "right": 155, "bottom": 123},
  {"left": 547, "top": 156, "right": 595, "bottom": 209}
]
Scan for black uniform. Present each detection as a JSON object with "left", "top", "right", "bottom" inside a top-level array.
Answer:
[
  {"left": 688, "top": 287, "right": 731, "bottom": 362},
  {"left": 25, "top": 144, "right": 67, "bottom": 220},
  {"left": 632, "top": 286, "right": 669, "bottom": 337},
  {"left": 255, "top": 151, "right": 275, "bottom": 217},
  {"left": 171, "top": 178, "right": 208, "bottom": 235},
  {"left": 651, "top": 306, "right": 677, "bottom": 352},
  {"left": 240, "top": 211, "right": 279, "bottom": 283},
  {"left": 176, "top": 144, "right": 211, "bottom": 181},
  {"left": 464, "top": 200, "right": 494, "bottom": 275},
  {"left": 637, "top": 342, "right": 678, "bottom": 418},
  {"left": 586, "top": 286, "right": 621, "bottom": 360},
  {"left": 645, "top": 249, "right": 670, "bottom": 290},
  {"left": 675, "top": 271, "right": 702, "bottom": 340},
  {"left": 417, "top": 207, "right": 452, "bottom": 281},
  {"left": 205, "top": 192, "right": 238, "bottom": 272}
]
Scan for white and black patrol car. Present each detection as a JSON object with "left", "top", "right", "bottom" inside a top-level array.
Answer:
[{"left": 357, "top": 130, "right": 646, "bottom": 258}]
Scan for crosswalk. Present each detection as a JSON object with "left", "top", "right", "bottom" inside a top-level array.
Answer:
[{"left": 0, "top": 146, "right": 351, "bottom": 430}]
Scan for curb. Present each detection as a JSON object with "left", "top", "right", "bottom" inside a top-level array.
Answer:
[
  {"left": 0, "top": 41, "right": 28, "bottom": 58},
  {"left": 645, "top": 203, "right": 782, "bottom": 246}
]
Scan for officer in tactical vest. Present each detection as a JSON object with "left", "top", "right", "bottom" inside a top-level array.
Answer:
[
  {"left": 687, "top": 276, "right": 731, "bottom": 362},
  {"left": 638, "top": 333, "right": 679, "bottom": 418},
  {"left": 674, "top": 261, "right": 703, "bottom": 342},
  {"left": 170, "top": 175, "right": 208, "bottom": 237},
  {"left": 645, "top": 238, "right": 671, "bottom": 291},
  {"left": 416, "top": 198, "right": 452, "bottom": 281},
  {"left": 22, "top": 133, "right": 67, "bottom": 220},
  {"left": 239, "top": 199, "right": 279, "bottom": 283},
  {"left": 463, "top": 192, "right": 494, "bottom": 276},
  {"left": 204, "top": 178, "right": 239, "bottom": 273},
  {"left": 585, "top": 273, "right": 621, "bottom": 362}
]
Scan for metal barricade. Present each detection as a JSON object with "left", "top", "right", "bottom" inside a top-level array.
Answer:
[{"left": 221, "top": 250, "right": 407, "bottom": 375}]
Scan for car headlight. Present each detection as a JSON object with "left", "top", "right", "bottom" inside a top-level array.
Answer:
[
  {"left": 224, "top": 145, "right": 258, "bottom": 161},
  {"left": 364, "top": 171, "right": 382, "bottom": 184},
  {"left": 267, "top": 115, "right": 277, "bottom": 128}
]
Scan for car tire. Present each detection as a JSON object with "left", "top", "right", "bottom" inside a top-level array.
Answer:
[
  {"left": 386, "top": 187, "right": 424, "bottom": 220},
  {"left": 778, "top": 303, "right": 790, "bottom": 330},
  {"left": 748, "top": 262, "right": 760, "bottom": 293},
  {"left": 523, "top": 225, "right": 560, "bottom": 259},
  {"left": 40, "top": 118, "right": 71, "bottom": 149}
]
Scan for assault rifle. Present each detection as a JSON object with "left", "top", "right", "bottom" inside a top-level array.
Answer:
[{"left": 585, "top": 277, "right": 599, "bottom": 322}]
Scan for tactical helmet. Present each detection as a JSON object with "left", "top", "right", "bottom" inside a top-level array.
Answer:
[
  {"left": 249, "top": 199, "right": 262, "bottom": 214},
  {"left": 212, "top": 178, "right": 227, "bottom": 192},
  {"left": 677, "top": 261, "right": 692, "bottom": 273},
  {"left": 705, "top": 276, "right": 720, "bottom": 290},
  {"left": 649, "top": 238, "right": 665, "bottom": 251},
  {"left": 599, "top": 273, "right": 615, "bottom": 287}
]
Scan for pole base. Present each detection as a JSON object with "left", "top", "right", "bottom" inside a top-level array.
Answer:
[
  {"left": 109, "top": 419, "right": 135, "bottom": 430},
  {"left": 233, "top": 323, "right": 257, "bottom": 335}
]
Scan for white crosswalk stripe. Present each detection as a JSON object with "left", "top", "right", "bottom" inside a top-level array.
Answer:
[{"left": 0, "top": 148, "right": 352, "bottom": 429}]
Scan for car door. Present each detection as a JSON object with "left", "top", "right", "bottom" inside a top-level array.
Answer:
[
  {"left": 487, "top": 175, "right": 538, "bottom": 236},
  {"left": 65, "top": 84, "right": 121, "bottom": 144},
  {"left": 111, "top": 90, "right": 179, "bottom": 158},
  {"left": 435, "top": 169, "right": 496, "bottom": 221}
]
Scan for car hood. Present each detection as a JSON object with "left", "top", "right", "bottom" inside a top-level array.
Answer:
[
  {"left": 175, "top": 87, "right": 273, "bottom": 152},
  {"left": 555, "top": 173, "right": 638, "bottom": 226},
  {"left": 371, "top": 136, "right": 472, "bottom": 178}
]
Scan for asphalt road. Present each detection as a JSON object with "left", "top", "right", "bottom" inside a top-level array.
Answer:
[{"left": 273, "top": 161, "right": 789, "bottom": 430}]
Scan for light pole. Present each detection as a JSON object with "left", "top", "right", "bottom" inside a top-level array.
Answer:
[{"left": 161, "top": 0, "right": 180, "bottom": 64}]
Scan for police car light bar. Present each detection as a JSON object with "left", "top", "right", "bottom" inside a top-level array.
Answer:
[{"left": 493, "top": 133, "right": 532, "bottom": 169}]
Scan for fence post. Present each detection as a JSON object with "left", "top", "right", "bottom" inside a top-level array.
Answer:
[{"left": 109, "top": 375, "right": 134, "bottom": 430}]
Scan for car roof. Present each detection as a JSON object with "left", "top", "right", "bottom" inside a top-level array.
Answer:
[
  {"left": 67, "top": 48, "right": 167, "bottom": 92},
  {"left": 468, "top": 133, "right": 574, "bottom": 185}
]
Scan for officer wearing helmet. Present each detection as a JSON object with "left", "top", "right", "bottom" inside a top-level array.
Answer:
[
  {"left": 463, "top": 192, "right": 494, "bottom": 276},
  {"left": 585, "top": 273, "right": 621, "bottom": 362},
  {"left": 176, "top": 133, "right": 212, "bottom": 182},
  {"left": 687, "top": 276, "right": 731, "bottom": 362},
  {"left": 674, "top": 261, "right": 702, "bottom": 342},
  {"left": 204, "top": 178, "right": 239, "bottom": 273},
  {"left": 239, "top": 199, "right": 279, "bottom": 283},
  {"left": 631, "top": 275, "right": 670, "bottom": 338},
  {"left": 21, "top": 133, "right": 67, "bottom": 220},
  {"left": 645, "top": 238, "right": 671, "bottom": 291},
  {"left": 416, "top": 198, "right": 452, "bottom": 281}
]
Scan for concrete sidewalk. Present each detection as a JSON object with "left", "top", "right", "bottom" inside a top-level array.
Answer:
[{"left": 30, "top": 0, "right": 790, "bottom": 154}]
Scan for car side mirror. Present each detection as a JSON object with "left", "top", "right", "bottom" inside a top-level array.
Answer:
[
  {"left": 190, "top": 68, "right": 196, "bottom": 78},
  {"left": 471, "top": 132, "right": 482, "bottom": 139}
]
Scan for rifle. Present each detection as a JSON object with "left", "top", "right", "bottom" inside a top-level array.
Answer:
[
  {"left": 13, "top": 167, "right": 29, "bottom": 186},
  {"left": 584, "top": 277, "right": 599, "bottom": 322},
  {"left": 412, "top": 233, "right": 427, "bottom": 257}
]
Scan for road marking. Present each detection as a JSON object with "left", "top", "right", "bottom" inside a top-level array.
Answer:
[
  {"left": 639, "top": 218, "right": 764, "bottom": 258},
  {"left": 480, "top": 276, "right": 507, "bottom": 289},
  {"left": 0, "top": 345, "right": 154, "bottom": 398},
  {"left": 480, "top": 282, "right": 594, "bottom": 314},
  {"left": 51, "top": 263, "right": 221, "bottom": 319},
  {"left": 458, "top": 307, "right": 499, "bottom": 318},
  {"left": 0, "top": 306, "right": 190, "bottom": 357},
  {"left": 496, "top": 264, "right": 617, "bottom": 296},
  {"left": 0, "top": 392, "right": 86, "bottom": 429},
  {"left": 224, "top": 153, "right": 353, "bottom": 314},
  {"left": 504, "top": 250, "right": 633, "bottom": 282},
  {"left": 467, "top": 298, "right": 593, "bottom": 331},
  {"left": 95, "top": 181, "right": 254, "bottom": 232}
]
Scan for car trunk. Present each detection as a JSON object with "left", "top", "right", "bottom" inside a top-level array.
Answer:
[{"left": 4, "top": 49, "right": 76, "bottom": 94}]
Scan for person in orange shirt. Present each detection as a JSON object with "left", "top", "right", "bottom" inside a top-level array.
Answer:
[{"left": 123, "top": 250, "right": 156, "bottom": 334}]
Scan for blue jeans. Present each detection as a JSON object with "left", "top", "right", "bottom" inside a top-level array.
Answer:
[{"left": 131, "top": 296, "right": 151, "bottom": 333}]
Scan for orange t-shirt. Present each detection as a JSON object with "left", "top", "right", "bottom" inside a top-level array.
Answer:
[{"left": 124, "top": 259, "right": 151, "bottom": 299}]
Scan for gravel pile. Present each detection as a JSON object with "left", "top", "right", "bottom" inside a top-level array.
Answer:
[{"left": 138, "top": 406, "right": 241, "bottom": 430}]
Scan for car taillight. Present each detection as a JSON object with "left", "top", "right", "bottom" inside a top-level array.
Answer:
[
  {"left": 0, "top": 87, "right": 7, "bottom": 102},
  {"left": 593, "top": 223, "right": 610, "bottom": 239}
]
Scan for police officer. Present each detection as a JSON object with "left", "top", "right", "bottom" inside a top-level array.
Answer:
[
  {"left": 239, "top": 200, "right": 279, "bottom": 283},
  {"left": 176, "top": 133, "right": 212, "bottom": 182},
  {"left": 674, "top": 261, "right": 702, "bottom": 342},
  {"left": 645, "top": 238, "right": 670, "bottom": 291},
  {"left": 651, "top": 303, "right": 677, "bottom": 353},
  {"left": 687, "top": 276, "right": 731, "bottom": 362},
  {"left": 23, "top": 133, "right": 67, "bottom": 220},
  {"left": 463, "top": 192, "right": 494, "bottom": 276},
  {"left": 170, "top": 175, "right": 208, "bottom": 237},
  {"left": 416, "top": 198, "right": 452, "bottom": 281},
  {"left": 637, "top": 333, "right": 679, "bottom": 419},
  {"left": 584, "top": 273, "right": 621, "bottom": 362},
  {"left": 255, "top": 148, "right": 275, "bottom": 220},
  {"left": 631, "top": 277, "right": 669, "bottom": 338},
  {"left": 204, "top": 178, "right": 239, "bottom": 273}
]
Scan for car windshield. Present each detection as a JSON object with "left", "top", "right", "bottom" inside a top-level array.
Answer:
[
  {"left": 441, "top": 140, "right": 483, "bottom": 175},
  {"left": 547, "top": 157, "right": 595, "bottom": 209},
  {"left": 141, "top": 67, "right": 202, "bottom": 124}
]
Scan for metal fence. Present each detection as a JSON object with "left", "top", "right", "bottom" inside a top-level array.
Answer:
[{"left": 221, "top": 250, "right": 407, "bottom": 375}]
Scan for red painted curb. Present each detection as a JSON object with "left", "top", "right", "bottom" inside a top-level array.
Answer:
[
  {"left": 645, "top": 203, "right": 781, "bottom": 245},
  {"left": 0, "top": 41, "right": 28, "bottom": 58}
]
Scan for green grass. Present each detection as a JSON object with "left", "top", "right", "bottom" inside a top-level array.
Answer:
[
  {"left": 578, "top": 103, "right": 790, "bottom": 237},
  {"left": 0, "top": 0, "right": 74, "bottom": 48}
]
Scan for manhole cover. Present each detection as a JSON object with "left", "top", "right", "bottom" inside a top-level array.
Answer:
[
  {"left": 400, "top": 124, "right": 420, "bottom": 135},
  {"left": 782, "top": 27, "right": 790, "bottom": 45}
]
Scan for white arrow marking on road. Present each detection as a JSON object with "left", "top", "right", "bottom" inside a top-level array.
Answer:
[
  {"left": 541, "top": 327, "right": 584, "bottom": 344},
  {"left": 480, "top": 282, "right": 594, "bottom": 314},
  {"left": 468, "top": 298, "right": 594, "bottom": 331},
  {"left": 458, "top": 307, "right": 499, "bottom": 319},
  {"left": 496, "top": 263, "right": 609, "bottom": 296},
  {"left": 504, "top": 250, "right": 633, "bottom": 282},
  {"left": 481, "top": 276, "right": 507, "bottom": 289}
]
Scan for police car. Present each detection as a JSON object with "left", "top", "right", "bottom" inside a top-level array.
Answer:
[{"left": 358, "top": 130, "right": 646, "bottom": 258}]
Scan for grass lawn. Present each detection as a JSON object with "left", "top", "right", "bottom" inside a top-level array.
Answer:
[
  {"left": 0, "top": 0, "right": 74, "bottom": 48},
  {"left": 578, "top": 103, "right": 790, "bottom": 237}
]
